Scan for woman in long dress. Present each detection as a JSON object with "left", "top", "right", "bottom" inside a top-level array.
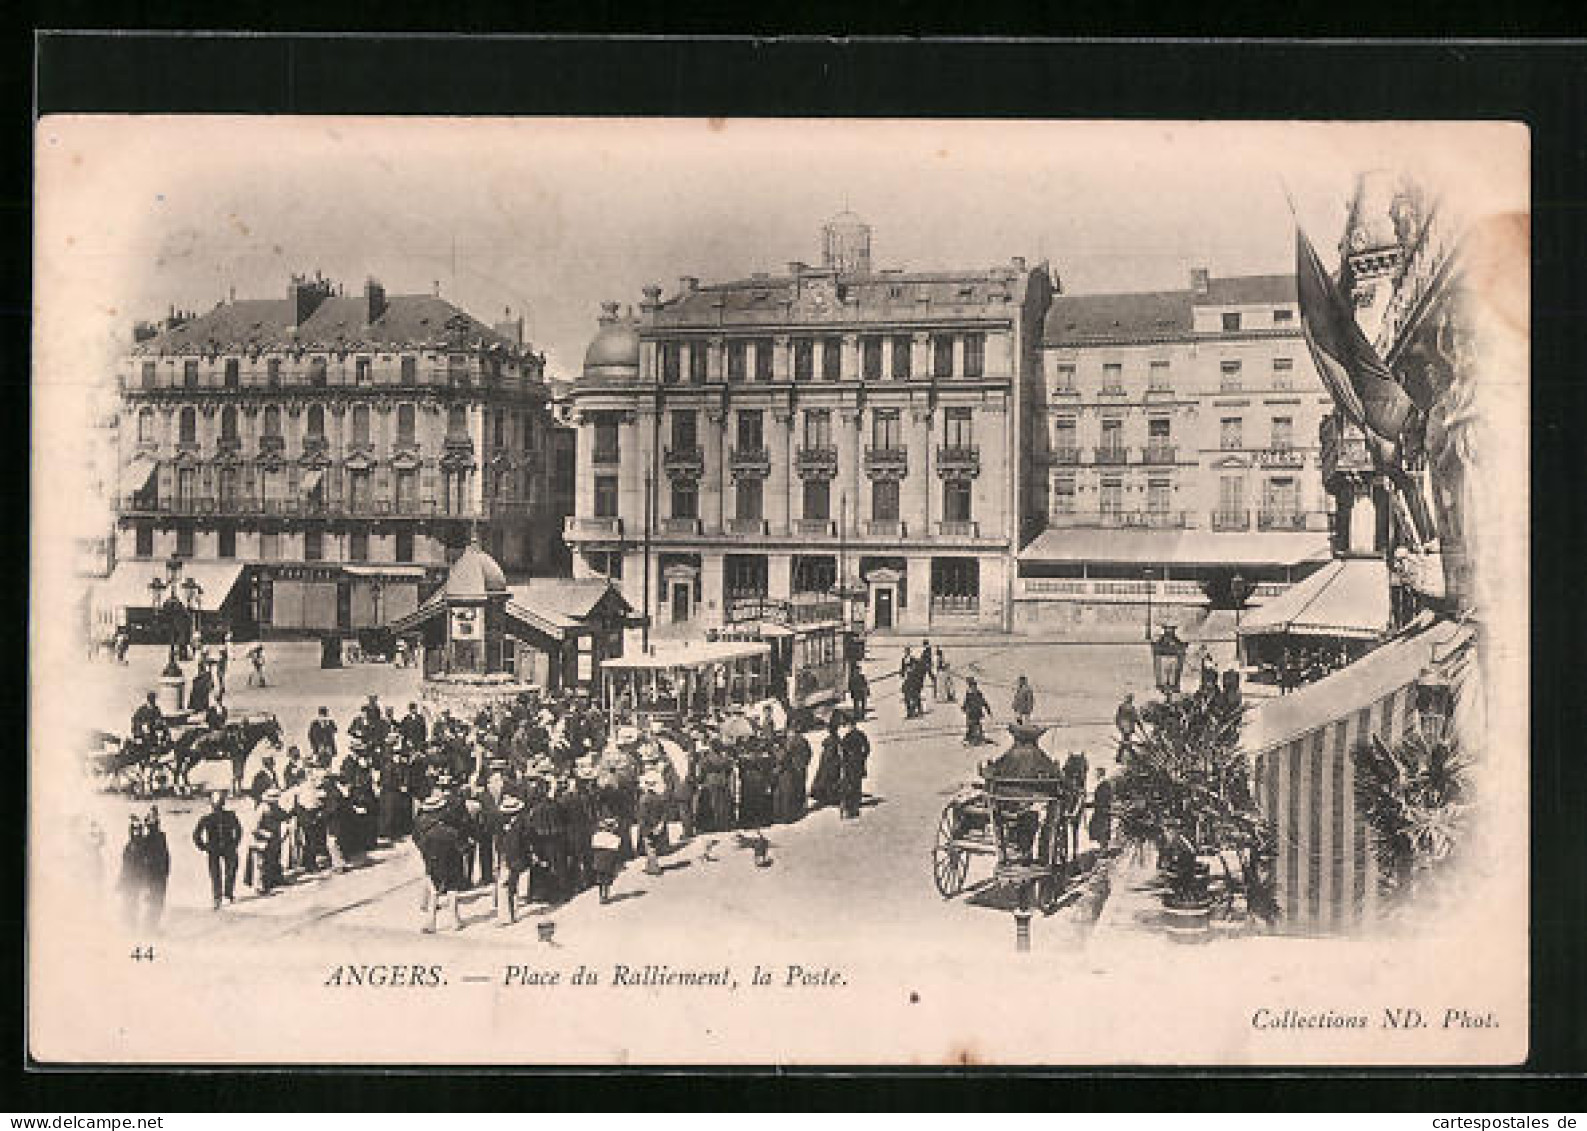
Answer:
[
  {"left": 808, "top": 714, "right": 844, "bottom": 808},
  {"left": 772, "top": 728, "right": 812, "bottom": 824}
]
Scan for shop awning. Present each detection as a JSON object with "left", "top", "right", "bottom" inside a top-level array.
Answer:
[
  {"left": 1018, "top": 528, "right": 1330, "bottom": 568},
  {"left": 1237, "top": 556, "right": 1390, "bottom": 641},
  {"left": 342, "top": 565, "right": 428, "bottom": 579},
  {"left": 301, "top": 468, "right": 325, "bottom": 496},
  {"left": 119, "top": 457, "right": 157, "bottom": 497},
  {"left": 93, "top": 560, "right": 246, "bottom": 613}
]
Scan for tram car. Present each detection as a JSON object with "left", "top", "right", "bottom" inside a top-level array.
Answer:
[
  {"left": 715, "top": 595, "right": 862, "bottom": 730},
  {"left": 599, "top": 638, "right": 775, "bottom": 729}
]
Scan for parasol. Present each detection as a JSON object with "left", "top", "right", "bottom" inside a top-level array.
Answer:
[{"left": 719, "top": 714, "right": 754, "bottom": 741}]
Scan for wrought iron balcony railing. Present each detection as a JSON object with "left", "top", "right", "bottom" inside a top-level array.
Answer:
[
  {"left": 795, "top": 446, "right": 839, "bottom": 478},
  {"left": 1140, "top": 445, "right": 1177, "bottom": 465},
  {"left": 1211, "top": 510, "right": 1251, "bottom": 532},
  {"left": 1049, "top": 446, "right": 1081, "bottom": 465},
  {"left": 936, "top": 445, "right": 981, "bottom": 475},
  {"left": 863, "top": 446, "right": 909, "bottom": 475},
  {"left": 936, "top": 520, "right": 980, "bottom": 538},
  {"left": 865, "top": 519, "right": 906, "bottom": 537},
  {"left": 1093, "top": 445, "right": 1130, "bottom": 466},
  {"left": 794, "top": 519, "right": 835, "bottom": 536},
  {"left": 1257, "top": 510, "right": 1311, "bottom": 532},
  {"left": 726, "top": 517, "right": 768, "bottom": 536}
]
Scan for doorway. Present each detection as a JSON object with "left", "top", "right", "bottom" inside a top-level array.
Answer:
[
  {"left": 874, "top": 587, "right": 894, "bottom": 629},
  {"left": 671, "top": 581, "right": 692, "bottom": 624}
]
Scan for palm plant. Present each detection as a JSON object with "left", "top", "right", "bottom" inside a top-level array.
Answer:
[
  {"left": 1114, "top": 689, "right": 1278, "bottom": 920},
  {"left": 1351, "top": 728, "right": 1468, "bottom": 901}
]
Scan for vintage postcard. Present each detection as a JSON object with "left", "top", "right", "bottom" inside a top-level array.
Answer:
[{"left": 29, "top": 117, "right": 1529, "bottom": 1065}]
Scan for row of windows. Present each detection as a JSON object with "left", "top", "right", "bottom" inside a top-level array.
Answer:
[
  {"left": 1051, "top": 356, "right": 1295, "bottom": 394},
  {"left": 659, "top": 333, "right": 988, "bottom": 385},
  {"left": 137, "top": 354, "right": 501, "bottom": 390},
  {"left": 596, "top": 406, "right": 978, "bottom": 461},
  {"left": 1050, "top": 414, "right": 1297, "bottom": 451},
  {"left": 592, "top": 474, "right": 974, "bottom": 526},
  {"left": 135, "top": 525, "right": 418, "bottom": 563},
  {"left": 1050, "top": 475, "right": 1301, "bottom": 513},
  {"left": 142, "top": 404, "right": 478, "bottom": 446}
]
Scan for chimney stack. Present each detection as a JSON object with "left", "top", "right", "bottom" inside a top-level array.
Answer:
[
  {"left": 289, "top": 272, "right": 334, "bottom": 326},
  {"left": 1190, "top": 267, "right": 1210, "bottom": 296},
  {"left": 1011, "top": 256, "right": 1026, "bottom": 272},
  {"left": 598, "top": 300, "right": 621, "bottom": 325},
  {"left": 364, "top": 277, "right": 388, "bottom": 324},
  {"left": 679, "top": 276, "right": 699, "bottom": 295}
]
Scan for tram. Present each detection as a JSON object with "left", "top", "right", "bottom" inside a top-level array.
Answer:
[
  {"left": 600, "top": 638, "right": 774, "bottom": 728},
  {"left": 715, "top": 595, "right": 863, "bottom": 729}
]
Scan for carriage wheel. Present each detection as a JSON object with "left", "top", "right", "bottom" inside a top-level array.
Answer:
[{"left": 932, "top": 809, "right": 969, "bottom": 898}]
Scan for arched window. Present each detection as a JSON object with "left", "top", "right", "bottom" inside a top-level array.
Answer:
[
  {"left": 307, "top": 405, "right": 325, "bottom": 437},
  {"left": 220, "top": 406, "right": 238, "bottom": 441},
  {"left": 263, "top": 406, "right": 281, "bottom": 437},
  {"left": 397, "top": 403, "right": 416, "bottom": 445},
  {"left": 352, "top": 404, "right": 371, "bottom": 446},
  {"left": 136, "top": 408, "right": 154, "bottom": 443},
  {"left": 178, "top": 407, "right": 196, "bottom": 444}
]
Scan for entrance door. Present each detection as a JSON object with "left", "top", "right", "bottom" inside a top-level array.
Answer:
[
  {"left": 670, "top": 581, "right": 691, "bottom": 624},
  {"left": 874, "top": 587, "right": 894, "bottom": 629}
]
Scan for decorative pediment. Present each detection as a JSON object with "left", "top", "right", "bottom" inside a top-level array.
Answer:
[
  {"left": 299, "top": 448, "right": 332, "bottom": 470},
  {"left": 391, "top": 449, "right": 423, "bottom": 472},
  {"left": 344, "top": 449, "right": 375, "bottom": 472}
]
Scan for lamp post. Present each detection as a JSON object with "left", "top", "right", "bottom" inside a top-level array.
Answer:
[
  {"left": 1143, "top": 567, "right": 1156, "bottom": 641},
  {"left": 1151, "top": 624, "right": 1188, "bottom": 699},
  {"left": 1230, "top": 572, "right": 1247, "bottom": 632}
]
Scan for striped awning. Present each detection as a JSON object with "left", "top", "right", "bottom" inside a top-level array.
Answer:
[{"left": 1246, "top": 616, "right": 1475, "bottom": 934}]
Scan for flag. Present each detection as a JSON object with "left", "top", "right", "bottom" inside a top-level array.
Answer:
[{"left": 1295, "top": 226, "right": 1415, "bottom": 445}]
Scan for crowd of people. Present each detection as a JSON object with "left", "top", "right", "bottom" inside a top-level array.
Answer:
[{"left": 163, "top": 685, "right": 874, "bottom": 934}]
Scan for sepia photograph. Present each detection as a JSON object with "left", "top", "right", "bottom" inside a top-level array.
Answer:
[{"left": 29, "top": 115, "right": 1530, "bottom": 1066}]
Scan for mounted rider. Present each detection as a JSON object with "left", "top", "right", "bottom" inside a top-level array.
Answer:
[{"left": 131, "top": 692, "right": 169, "bottom": 752}]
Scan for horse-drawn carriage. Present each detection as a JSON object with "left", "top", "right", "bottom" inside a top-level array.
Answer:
[
  {"left": 931, "top": 773, "right": 1078, "bottom": 914},
  {"left": 84, "top": 712, "right": 284, "bottom": 798}
]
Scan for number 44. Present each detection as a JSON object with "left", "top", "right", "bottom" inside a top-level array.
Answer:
[{"left": 129, "top": 945, "right": 157, "bottom": 962}]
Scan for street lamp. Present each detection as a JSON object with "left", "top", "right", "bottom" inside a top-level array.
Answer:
[
  {"left": 181, "top": 576, "right": 204, "bottom": 646},
  {"left": 1413, "top": 666, "right": 1455, "bottom": 745},
  {"left": 1143, "top": 567, "right": 1156, "bottom": 641},
  {"left": 1151, "top": 624, "right": 1188, "bottom": 698},
  {"left": 1230, "top": 572, "right": 1247, "bottom": 632}
]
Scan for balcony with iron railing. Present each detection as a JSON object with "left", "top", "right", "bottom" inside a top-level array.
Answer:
[
  {"left": 659, "top": 517, "right": 702, "bottom": 535},
  {"left": 936, "top": 520, "right": 981, "bottom": 538},
  {"left": 794, "top": 518, "right": 836, "bottom": 536},
  {"left": 663, "top": 445, "right": 704, "bottom": 475},
  {"left": 1211, "top": 509, "right": 1251, "bottom": 532},
  {"left": 116, "top": 494, "right": 482, "bottom": 520},
  {"left": 217, "top": 436, "right": 243, "bottom": 456},
  {"left": 726, "top": 517, "right": 768, "bottom": 536},
  {"left": 864, "top": 446, "right": 909, "bottom": 476},
  {"left": 565, "top": 515, "right": 624, "bottom": 537},
  {"left": 865, "top": 518, "right": 907, "bottom": 538},
  {"left": 1257, "top": 510, "right": 1313, "bottom": 532},
  {"left": 936, "top": 445, "right": 981, "bottom": 476},
  {"left": 1093, "top": 445, "right": 1129, "bottom": 466},
  {"left": 1051, "top": 508, "right": 1189, "bottom": 530},
  {"left": 729, "top": 446, "right": 771, "bottom": 475},
  {"left": 1139, "top": 444, "right": 1177, "bottom": 465},
  {"left": 795, "top": 446, "right": 839, "bottom": 478},
  {"left": 1048, "top": 446, "right": 1081, "bottom": 466}
]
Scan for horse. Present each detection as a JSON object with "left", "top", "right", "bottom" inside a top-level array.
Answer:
[
  {"left": 174, "top": 712, "right": 284, "bottom": 796},
  {"left": 85, "top": 728, "right": 176, "bottom": 798}
]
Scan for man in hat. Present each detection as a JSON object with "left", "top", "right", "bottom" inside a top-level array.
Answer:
[
  {"left": 117, "top": 815, "right": 147, "bottom": 929},
  {"left": 636, "top": 770, "right": 670, "bottom": 876},
  {"left": 961, "top": 677, "right": 991, "bottom": 746},
  {"left": 186, "top": 659, "right": 215, "bottom": 715},
  {"left": 1087, "top": 767, "right": 1115, "bottom": 853},
  {"left": 308, "top": 706, "right": 338, "bottom": 767},
  {"left": 493, "top": 790, "right": 533, "bottom": 925},
  {"left": 139, "top": 807, "right": 171, "bottom": 931},
  {"left": 524, "top": 774, "right": 566, "bottom": 903},
  {"left": 847, "top": 664, "right": 870, "bottom": 721},
  {"left": 413, "top": 791, "right": 466, "bottom": 933},
  {"left": 838, "top": 713, "right": 871, "bottom": 820},
  {"left": 296, "top": 775, "right": 331, "bottom": 873},
  {"left": 399, "top": 703, "right": 427, "bottom": 754},
  {"left": 246, "top": 789, "right": 286, "bottom": 895},
  {"left": 248, "top": 753, "right": 281, "bottom": 804},
  {"left": 130, "top": 691, "right": 166, "bottom": 752},
  {"left": 193, "top": 790, "right": 243, "bottom": 908}
]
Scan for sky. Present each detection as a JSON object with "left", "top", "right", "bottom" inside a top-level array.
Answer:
[{"left": 35, "top": 117, "right": 1527, "bottom": 388}]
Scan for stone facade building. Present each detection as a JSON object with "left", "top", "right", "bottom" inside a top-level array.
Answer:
[
  {"left": 563, "top": 213, "right": 1055, "bottom": 633},
  {"left": 1016, "top": 269, "right": 1335, "bottom": 631},
  {"left": 103, "top": 274, "right": 569, "bottom": 638}
]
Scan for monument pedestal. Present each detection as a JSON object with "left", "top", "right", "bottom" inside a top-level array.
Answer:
[{"left": 157, "top": 672, "right": 186, "bottom": 717}]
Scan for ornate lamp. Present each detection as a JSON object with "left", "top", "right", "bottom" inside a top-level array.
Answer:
[
  {"left": 1143, "top": 567, "right": 1156, "bottom": 641},
  {"left": 1230, "top": 572, "right": 1246, "bottom": 631},
  {"left": 1414, "top": 666, "right": 1455, "bottom": 745},
  {"left": 1151, "top": 624, "right": 1188, "bottom": 698}
]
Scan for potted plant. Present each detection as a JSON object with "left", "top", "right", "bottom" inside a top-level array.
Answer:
[{"left": 1114, "top": 682, "right": 1279, "bottom": 940}]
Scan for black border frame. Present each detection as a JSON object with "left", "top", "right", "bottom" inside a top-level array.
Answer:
[{"left": 12, "top": 33, "right": 1587, "bottom": 1109}]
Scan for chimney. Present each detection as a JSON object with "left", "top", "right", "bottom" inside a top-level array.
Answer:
[
  {"left": 1011, "top": 256, "right": 1026, "bottom": 272},
  {"left": 228, "top": 285, "right": 236, "bottom": 302},
  {"left": 679, "top": 276, "right": 699, "bottom": 295},
  {"left": 289, "top": 273, "right": 333, "bottom": 325},
  {"left": 364, "top": 277, "right": 387, "bottom": 324},
  {"left": 433, "top": 280, "right": 441, "bottom": 297},
  {"left": 598, "top": 300, "right": 621, "bottom": 326},
  {"left": 132, "top": 320, "right": 159, "bottom": 344},
  {"left": 1190, "top": 267, "right": 1210, "bottom": 296},
  {"left": 640, "top": 285, "right": 664, "bottom": 313}
]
